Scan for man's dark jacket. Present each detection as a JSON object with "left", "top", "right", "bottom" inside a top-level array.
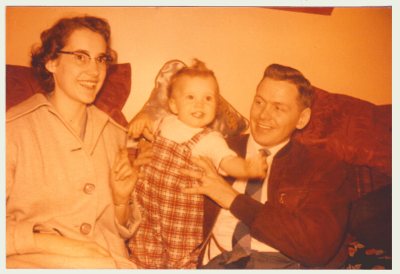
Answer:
[{"left": 200, "top": 134, "right": 354, "bottom": 268}]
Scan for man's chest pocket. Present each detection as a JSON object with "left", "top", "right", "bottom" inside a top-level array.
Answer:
[{"left": 277, "top": 189, "right": 309, "bottom": 212}]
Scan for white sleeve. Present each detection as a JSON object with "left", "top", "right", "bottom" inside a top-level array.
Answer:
[{"left": 193, "top": 131, "right": 237, "bottom": 171}]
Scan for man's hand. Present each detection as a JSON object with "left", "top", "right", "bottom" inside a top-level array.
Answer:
[{"left": 180, "top": 156, "right": 239, "bottom": 209}]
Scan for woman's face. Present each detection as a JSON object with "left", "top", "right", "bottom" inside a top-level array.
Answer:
[{"left": 46, "top": 28, "right": 108, "bottom": 106}]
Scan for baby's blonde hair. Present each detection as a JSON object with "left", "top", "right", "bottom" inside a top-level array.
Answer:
[{"left": 167, "top": 59, "right": 219, "bottom": 98}]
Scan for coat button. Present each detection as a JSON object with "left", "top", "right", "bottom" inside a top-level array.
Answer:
[
  {"left": 83, "top": 183, "right": 95, "bottom": 194},
  {"left": 279, "top": 193, "right": 286, "bottom": 204},
  {"left": 80, "top": 223, "right": 92, "bottom": 235}
]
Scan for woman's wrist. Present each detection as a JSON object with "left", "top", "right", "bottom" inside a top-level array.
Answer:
[{"left": 113, "top": 198, "right": 130, "bottom": 207}]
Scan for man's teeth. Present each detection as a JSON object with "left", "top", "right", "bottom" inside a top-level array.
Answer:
[{"left": 258, "top": 124, "right": 272, "bottom": 129}]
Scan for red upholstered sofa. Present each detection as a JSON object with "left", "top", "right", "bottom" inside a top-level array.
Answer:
[
  {"left": 5, "top": 64, "right": 391, "bottom": 269},
  {"left": 293, "top": 87, "right": 392, "bottom": 269}
]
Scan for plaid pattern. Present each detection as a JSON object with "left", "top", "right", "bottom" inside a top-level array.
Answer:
[{"left": 128, "top": 128, "right": 212, "bottom": 268}]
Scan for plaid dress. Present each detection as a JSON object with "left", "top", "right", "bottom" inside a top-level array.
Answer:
[{"left": 128, "top": 127, "right": 212, "bottom": 269}]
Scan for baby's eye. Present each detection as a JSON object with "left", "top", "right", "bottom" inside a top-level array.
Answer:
[
  {"left": 187, "top": 95, "right": 194, "bottom": 99},
  {"left": 205, "top": 96, "right": 214, "bottom": 101}
]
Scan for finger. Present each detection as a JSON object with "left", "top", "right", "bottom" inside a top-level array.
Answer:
[
  {"left": 131, "top": 125, "right": 142, "bottom": 139},
  {"left": 127, "top": 121, "right": 135, "bottom": 138},
  {"left": 133, "top": 147, "right": 153, "bottom": 167},
  {"left": 133, "top": 157, "right": 152, "bottom": 168},
  {"left": 181, "top": 186, "right": 204, "bottom": 195},
  {"left": 142, "top": 127, "right": 155, "bottom": 142},
  {"left": 138, "top": 140, "right": 153, "bottom": 155},
  {"left": 179, "top": 168, "right": 203, "bottom": 179},
  {"left": 114, "top": 152, "right": 130, "bottom": 174},
  {"left": 113, "top": 148, "right": 124, "bottom": 171},
  {"left": 115, "top": 164, "right": 133, "bottom": 181}
]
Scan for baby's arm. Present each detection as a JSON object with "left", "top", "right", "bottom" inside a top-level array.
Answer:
[
  {"left": 219, "top": 153, "right": 268, "bottom": 179},
  {"left": 127, "top": 112, "right": 155, "bottom": 141}
]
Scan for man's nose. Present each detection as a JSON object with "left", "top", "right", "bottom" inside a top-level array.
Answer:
[{"left": 259, "top": 104, "right": 272, "bottom": 119}]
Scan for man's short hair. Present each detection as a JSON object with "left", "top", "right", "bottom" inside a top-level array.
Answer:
[{"left": 263, "top": 64, "right": 315, "bottom": 109}]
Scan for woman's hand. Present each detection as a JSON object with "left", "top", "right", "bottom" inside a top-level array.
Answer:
[
  {"left": 111, "top": 139, "right": 153, "bottom": 225},
  {"left": 110, "top": 148, "right": 138, "bottom": 206},
  {"left": 180, "top": 156, "right": 239, "bottom": 209},
  {"left": 34, "top": 233, "right": 110, "bottom": 258}
]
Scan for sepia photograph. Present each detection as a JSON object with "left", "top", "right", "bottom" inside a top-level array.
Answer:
[{"left": 3, "top": 1, "right": 394, "bottom": 270}]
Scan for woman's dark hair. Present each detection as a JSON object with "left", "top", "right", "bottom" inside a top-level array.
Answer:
[
  {"left": 262, "top": 64, "right": 315, "bottom": 109},
  {"left": 31, "top": 15, "right": 116, "bottom": 92},
  {"left": 167, "top": 58, "right": 219, "bottom": 98}
]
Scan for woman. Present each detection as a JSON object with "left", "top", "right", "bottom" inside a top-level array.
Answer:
[{"left": 6, "top": 15, "right": 141, "bottom": 268}]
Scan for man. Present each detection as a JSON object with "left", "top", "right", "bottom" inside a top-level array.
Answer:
[{"left": 182, "top": 64, "right": 353, "bottom": 269}]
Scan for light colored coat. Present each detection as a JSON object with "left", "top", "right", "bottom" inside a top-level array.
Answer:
[{"left": 6, "top": 93, "right": 137, "bottom": 268}]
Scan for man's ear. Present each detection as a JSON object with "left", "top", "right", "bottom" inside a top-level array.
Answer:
[
  {"left": 45, "top": 59, "right": 58, "bottom": 73},
  {"left": 168, "top": 98, "right": 178, "bottom": 114},
  {"left": 296, "top": 107, "right": 311, "bottom": 130}
]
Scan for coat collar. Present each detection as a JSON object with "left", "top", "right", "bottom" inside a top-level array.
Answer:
[{"left": 7, "top": 93, "right": 126, "bottom": 154}]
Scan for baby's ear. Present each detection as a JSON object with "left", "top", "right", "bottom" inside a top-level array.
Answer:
[{"left": 168, "top": 98, "right": 178, "bottom": 114}]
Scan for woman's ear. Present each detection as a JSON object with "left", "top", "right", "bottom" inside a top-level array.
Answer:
[
  {"left": 168, "top": 98, "right": 178, "bottom": 114},
  {"left": 45, "top": 59, "right": 58, "bottom": 73},
  {"left": 296, "top": 107, "right": 311, "bottom": 130}
]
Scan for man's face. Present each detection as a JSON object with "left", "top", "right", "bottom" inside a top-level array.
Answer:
[{"left": 250, "top": 78, "right": 310, "bottom": 148}]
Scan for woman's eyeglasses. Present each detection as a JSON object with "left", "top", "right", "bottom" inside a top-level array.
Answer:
[{"left": 58, "top": 50, "right": 113, "bottom": 67}]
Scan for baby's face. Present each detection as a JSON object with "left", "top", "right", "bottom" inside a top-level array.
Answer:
[{"left": 168, "top": 76, "right": 218, "bottom": 128}]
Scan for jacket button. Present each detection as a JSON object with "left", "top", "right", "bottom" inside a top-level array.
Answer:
[
  {"left": 83, "top": 183, "right": 95, "bottom": 194},
  {"left": 279, "top": 193, "right": 286, "bottom": 204},
  {"left": 80, "top": 223, "right": 92, "bottom": 235}
]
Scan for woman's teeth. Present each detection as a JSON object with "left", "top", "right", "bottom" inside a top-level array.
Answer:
[{"left": 79, "top": 81, "right": 97, "bottom": 89}]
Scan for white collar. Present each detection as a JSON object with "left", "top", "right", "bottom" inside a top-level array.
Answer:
[{"left": 246, "top": 134, "right": 289, "bottom": 159}]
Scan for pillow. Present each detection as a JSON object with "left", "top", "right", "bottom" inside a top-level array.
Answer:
[
  {"left": 293, "top": 87, "right": 391, "bottom": 177},
  {"left": 133, "top": 59, "right": 249, "bottom": 137},
  {"left": 6, "top": 63, "right": 131, "bottom": 126}
]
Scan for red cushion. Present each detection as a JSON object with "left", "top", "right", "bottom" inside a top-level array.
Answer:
[
  {"left": 6, "top": 63, "right": 131, "bottom": 126},
  {"left": 293, "top": 87, "right": 391, "bottom": 177}
]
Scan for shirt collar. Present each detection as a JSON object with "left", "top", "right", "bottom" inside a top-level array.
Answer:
[{"left": 246, "top": 134, "right": 290, "bottom": 159}]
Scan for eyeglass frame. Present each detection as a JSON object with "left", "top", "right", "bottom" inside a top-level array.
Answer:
[{"left": 57, "top": 50, "right": 113, "bottom": 67}]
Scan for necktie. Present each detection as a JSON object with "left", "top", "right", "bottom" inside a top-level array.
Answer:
[{"left": 227, "top": 148, "right": 270, "bottom": 264}]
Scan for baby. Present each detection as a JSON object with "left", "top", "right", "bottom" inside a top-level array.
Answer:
[{"left": 127, "top": 59, "right": 267, "bottom": 268}]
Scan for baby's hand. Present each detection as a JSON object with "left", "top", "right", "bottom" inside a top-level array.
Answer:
[
  {"left": 245, "top": 152, "right": 268, "bottom": 178},
  {"left": 127, "top": 113, "right": 154, "bottom": 141}
]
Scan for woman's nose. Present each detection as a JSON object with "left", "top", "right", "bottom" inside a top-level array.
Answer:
[{"left": 85, "top": 60, "right": 101, "bottom": 75}]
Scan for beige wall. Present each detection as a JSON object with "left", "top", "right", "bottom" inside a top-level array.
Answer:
[{"left": 6, "top": 6, "right": 392, "bottom": 120}]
